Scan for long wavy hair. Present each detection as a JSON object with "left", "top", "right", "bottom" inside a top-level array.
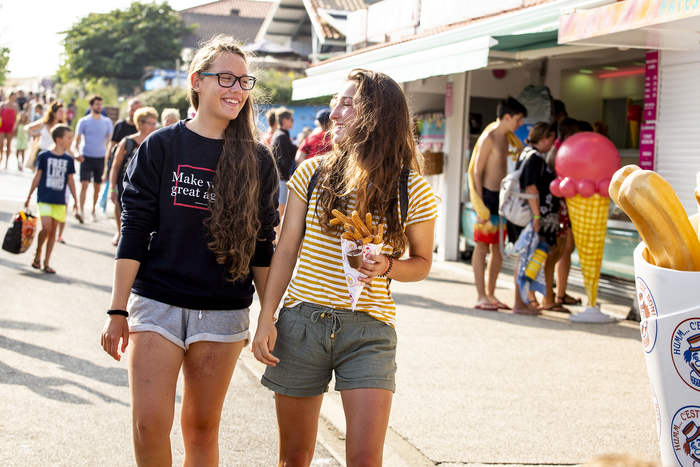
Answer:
[
  {"left": 188, "top": 35, "right": 263, "bottom": 282},
  {"left": 42, "top": 102, "right": 64, "bottom": 126},
  {"left": 315, "top": 69, "right": 421, "bottom": 256}
]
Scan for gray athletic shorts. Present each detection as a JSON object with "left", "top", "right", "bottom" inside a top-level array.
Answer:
[
  {"left": 279, "top": 179, "right": 289, "bottom": 204},
  {"left": 261, "top": 302, "right": 397, "bottom": 397},
  {"left": 127, "top": 293, "right": 250, "bottom": 350}
]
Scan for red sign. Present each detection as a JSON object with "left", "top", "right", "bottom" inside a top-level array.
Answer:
[
  {"left": 644, "top": 51, "right": 659, "bottom": 122},
  {"left": 639, "top": 123, "right": 655, "bottom": 171}
]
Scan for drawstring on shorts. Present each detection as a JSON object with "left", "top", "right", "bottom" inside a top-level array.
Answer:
[{"left": 310, "top": 308, "right": 342, "bottom": 339}]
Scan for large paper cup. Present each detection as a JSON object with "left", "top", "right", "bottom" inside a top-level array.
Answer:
[
  {"left": 634, "top": 243, "right": 700, "bottom": 465},
  {"left": 341, "top": 238, "right": 382, "bottom": 311}
]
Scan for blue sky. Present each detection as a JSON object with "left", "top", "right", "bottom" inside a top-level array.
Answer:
[{"left": 0, "top": 1, "right": 219, "bottom": 78}]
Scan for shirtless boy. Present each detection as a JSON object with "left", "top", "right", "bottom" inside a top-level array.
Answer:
[{"left": 471, "top": 97, "right": 527, "bottom": 310}]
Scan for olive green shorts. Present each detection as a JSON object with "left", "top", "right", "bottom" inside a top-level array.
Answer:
[{"left": 261, "top": 302, "right": 397, "bottom": 397}]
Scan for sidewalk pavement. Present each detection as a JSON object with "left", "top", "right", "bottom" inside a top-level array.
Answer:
[{"left": 0, "top": 166, "right": 659, "bottom": 465}]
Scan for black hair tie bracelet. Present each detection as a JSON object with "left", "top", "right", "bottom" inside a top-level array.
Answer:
[{"left": 107, "top": 309, "right": 129, "bottom": 317}]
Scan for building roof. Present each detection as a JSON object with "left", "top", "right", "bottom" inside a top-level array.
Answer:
[
  {"left": 292, "top": 0, "right": 592, "bottom": 99},
  {"left": 181, "top": 0, "right": 273, "bottom": 18},
  {"left": 308, "top": 0, "right": 366, "bottom": 11},
  {"left": 309, "top": 0, "right": 556, "bottom": 68},
  {"left": 305, "top": 0, "right": 366, "bottom": 41},
  {"left": 523, "top": 0, "right": 555, "bottom": 5},
  {"left": 182, "top": 12, "right": 267, "bottom": 48},
  {"left": 258, "top": 0, "right": 366, "bottom": 45}
]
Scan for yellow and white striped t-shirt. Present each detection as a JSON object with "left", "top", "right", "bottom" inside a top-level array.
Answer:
[{"left": 283, "top": 156, "right": 438, "bottom": 327}]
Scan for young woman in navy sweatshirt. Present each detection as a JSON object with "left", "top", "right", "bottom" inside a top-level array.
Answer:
[{"left": 100, "top": 36, "right": 278, "bottom": 465}]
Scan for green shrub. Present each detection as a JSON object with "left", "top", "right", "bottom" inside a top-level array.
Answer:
[{"left": 134, "top": 87, "right": 190, "bottom": 120}]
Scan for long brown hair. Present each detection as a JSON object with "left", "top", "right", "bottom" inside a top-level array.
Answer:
[
  {"left": 315, "top": 69, "right": 420, "bottom": 255},
  {"left": 42, "top": 102, "right": 64, "bottom": 126},
  {"left": 188, "top": 35, "right": 264, "bottom": 282}
]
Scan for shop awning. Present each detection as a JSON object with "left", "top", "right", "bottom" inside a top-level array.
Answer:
[
  {"left": 292, "top": 0, "right": 610, "bottom": 100},
  {"left": 559, "top": 0, "right": 700, "bottom": 50},
  {"left": 292, "top": 36, "right": 496, "bottom": 100},
  {"left": 492, "top": 30, "right": 559, "bottom": 52}
]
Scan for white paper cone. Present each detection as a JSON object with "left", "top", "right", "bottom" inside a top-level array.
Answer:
[
  {"left": 341, "top": 238, "right": 382, "bottom": 311},
  {"left": 633, "top": 243, "right": 700, "bottom": 465}
]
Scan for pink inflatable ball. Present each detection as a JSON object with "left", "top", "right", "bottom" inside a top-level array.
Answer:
[
  {"left": 554, "top": 132, "right": 620, "bottom": 187},
  {"left": 559, "top": 177, "right": 577, "bottom": 198},
  {"left": 598, "top": 178, "right": 611, "bottom": 196},
  {"left": 550, "top": 178, "right": 562, "bottom": 197},
  {"left": 577, "top": 179, "right": 596, "bottom": 198}
]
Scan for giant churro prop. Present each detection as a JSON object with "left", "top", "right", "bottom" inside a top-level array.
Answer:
[
  {"left": 467, "top": 122, "right": 523, "bottom": 242},
  {"left": 550, "top": 132, "right": 619, "bottom": 323},
  {"left": 610, "top": 166, "right": 700, "bottom": 465}
]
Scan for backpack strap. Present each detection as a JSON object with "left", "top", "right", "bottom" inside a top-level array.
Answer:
[
  {"left": 307, "top": 167, "right": 320, "bottom": 204},
  {"left": 399, "top": 168, "right": 409, "bottom": 228},
  {"left": 302, "top": 166, "right": 321, "bottom": 237}
]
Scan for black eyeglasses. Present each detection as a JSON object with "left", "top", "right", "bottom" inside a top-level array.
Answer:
[{"left": 198, "top": 72, "right": 257, "bottom": 90}]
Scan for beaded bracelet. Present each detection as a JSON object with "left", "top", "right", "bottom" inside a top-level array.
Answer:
[{"left": 379, "top": 256, "right": 393, "bottom": 277}]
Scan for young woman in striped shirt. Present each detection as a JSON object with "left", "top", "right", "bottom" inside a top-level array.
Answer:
[{"left": 252, "top": 69, "right": 438, "bottom": 466}]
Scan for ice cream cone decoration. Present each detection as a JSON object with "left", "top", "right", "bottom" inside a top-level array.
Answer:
[
  {"left": 565, "top": 194, "right": 609, "bottom": 306},
  {"left": 550, "top": 132, "right": 620, "bottom": 311}
]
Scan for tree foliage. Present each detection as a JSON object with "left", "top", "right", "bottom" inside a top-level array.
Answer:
[
  {"left": 60, "top": 2, "right": 191, "bottom": 93},
  {"left": 254, "top": 68, "right": 331, "bottom": 106},
  {"left": 0, "top": 47, "right": 9, "bottom": 86},
  {"left": 134, "top": 87, "right": 190, "bottom": 120}
]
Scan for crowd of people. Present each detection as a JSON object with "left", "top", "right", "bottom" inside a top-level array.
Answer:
[
  {"left": 0, "top": 90, "right": 72, "bottom": 171},
  {"left": 470, "top": 95, "right": 606, "bottom": 315},
  {"left": 262, "top": 105, "right": 332, "bottom": 232},
  {"left": 0, "top": 89, "right": 182, "bottom": 272}
]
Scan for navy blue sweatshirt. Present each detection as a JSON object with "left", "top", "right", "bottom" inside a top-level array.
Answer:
[{"left": 116, "top": 120, "right": 279, "bottom": 310}]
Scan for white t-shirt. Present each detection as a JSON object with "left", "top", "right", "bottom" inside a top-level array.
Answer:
[{"left": 38, "top": 125, "right": 53, "bottom": 151}]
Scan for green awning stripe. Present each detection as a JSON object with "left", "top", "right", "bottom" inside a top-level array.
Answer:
[{"left": 491, "top": 30, "right": 559, "bottom": 52}]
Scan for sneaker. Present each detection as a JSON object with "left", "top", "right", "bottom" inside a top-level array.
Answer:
[
  {"left": 92, "top": 212, "right": 98, "bottom": 223},
  {"left": 75, "top": 212, "right": 84, "bottom": 224}
]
